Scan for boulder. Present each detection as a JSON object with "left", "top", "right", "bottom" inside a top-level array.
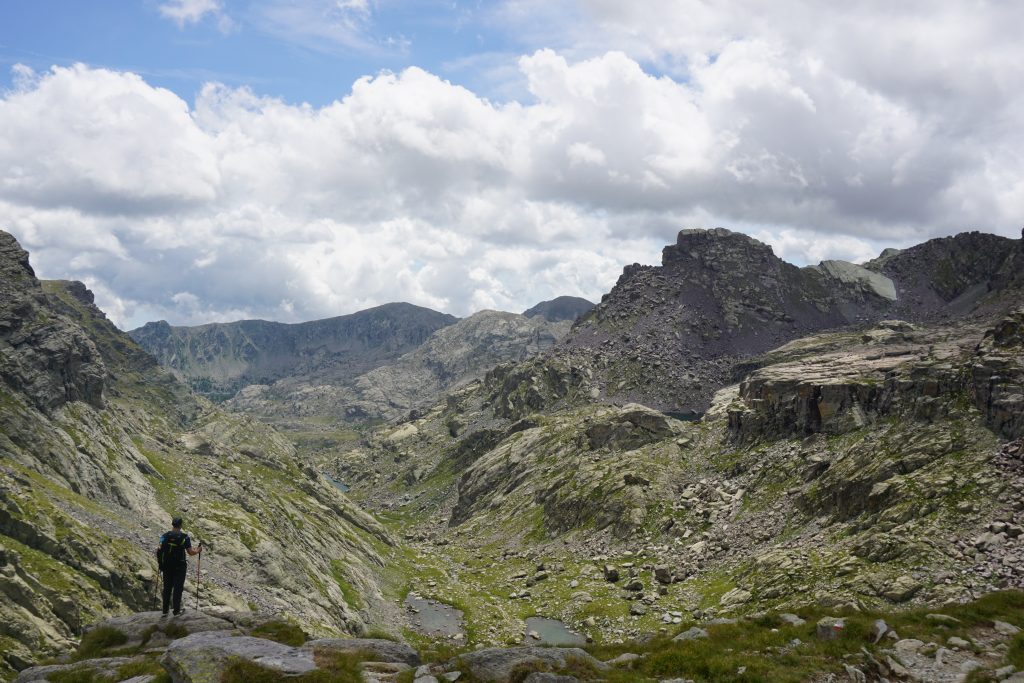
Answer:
[
  {"left": 522, "top": 675, "right": 579, "bottom": 683},
  {"left": 816, "top": 618, "right": 845, "bottom": 640},
  {"left": 160, "top": 631, "right": 316, "bottom": 683},
  {"left": 673, "top": 627, "right": 709, "bottom": 642},
  {"left": 719, "top": 588, "right": 751, "bottom": 607},
  {"left": 654, "top": 566, "right": 673, "bottom": 585},
  {"left": 305, "top": 638, "right": 421, "bottom": 666},
  {"left": 453, "top": 647, "right": 605, "bottom": 682}
]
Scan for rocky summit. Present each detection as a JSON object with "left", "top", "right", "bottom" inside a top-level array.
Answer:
[{"left": 3, "top": 227, "right": 1024, "bottom": 683}]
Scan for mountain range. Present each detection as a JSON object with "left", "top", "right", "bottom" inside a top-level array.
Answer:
[{"left": 2, "top": 226, "right": 1023, "bottom": 682}]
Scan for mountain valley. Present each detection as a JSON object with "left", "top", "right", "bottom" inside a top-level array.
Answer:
[{"left": 2, "top": 227, "right": 1023, "bottom": 683}]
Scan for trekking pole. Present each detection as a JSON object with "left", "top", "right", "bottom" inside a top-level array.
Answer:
[{"left": 195, "top": 543, "right": 202, "bottom": 612}]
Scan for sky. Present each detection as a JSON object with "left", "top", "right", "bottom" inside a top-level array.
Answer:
[{"left": 1, "top": 1, "right": 1022, "bottom": 329}]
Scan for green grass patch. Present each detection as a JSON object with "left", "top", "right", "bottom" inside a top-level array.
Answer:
[
  {"left": 221, "top": 650, "right": 364, "bottom": 683},
  {"left": 330, "top": 560, "right": 365, "bottom": 610},
  {"left": 72, "top": 626, "right": 128, "bottom": 661},
  {"left": 251, "top": 620, "right": 309, "bottom": 647}
]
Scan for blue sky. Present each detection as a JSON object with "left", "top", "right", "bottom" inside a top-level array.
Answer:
[
  {"left": 1, "top": 1, "right": 545, "bottom": 105},
  {"left": 1, "top": 1, "right": 1021, "bottom": 328}
]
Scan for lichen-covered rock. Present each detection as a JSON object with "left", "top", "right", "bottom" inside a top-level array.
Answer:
[
  {"left": 160, "top": 631, "right": 316, "bottom": 683},
  {"left": 13, "top": 657, "right": 135, "bottom": 683},
  {"left": 304, "top": 638, "right": 421, "bottom": 666},
  {"left": 453, "top": 647, "right": 606, "bottom": 682}
]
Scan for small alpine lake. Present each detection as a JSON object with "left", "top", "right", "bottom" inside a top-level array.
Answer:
[
  {"left": 404, "top": 593, "right": 465, "bottom": 638},
  {"left": 522, "top": 616, "right": 587, "bottom": 646}
]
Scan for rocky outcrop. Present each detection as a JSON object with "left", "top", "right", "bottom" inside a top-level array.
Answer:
[
  {"left": 0, "top": 233, "right": 106, "bottom": 412},
  {"left": 728, "top": 310, "right": 1024, "bottom": 443},
  {"left": 522, "top": 297, "right": 595, "bottom": 322},
  {"left": 973, "top": 308, "right": 1024, "bottom": 439}
]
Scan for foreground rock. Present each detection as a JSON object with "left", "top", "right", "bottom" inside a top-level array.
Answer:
[
  {"left": 304, "top": 638, "right": 421, "bottom": 666},
  {"left": 14, "top": 657, "right": 136, "bottom": 683},
  {"left": 161, "top": 631, "right": 316, "bottom": 682},
  {"left": 453, "top": 647, "right": 607, "bottom": 682}
]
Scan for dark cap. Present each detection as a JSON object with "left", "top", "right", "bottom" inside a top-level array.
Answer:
[{"left": 172, "top": 517, "right": 183, "bottom": 528}]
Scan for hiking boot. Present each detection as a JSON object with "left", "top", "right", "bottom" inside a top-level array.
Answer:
[
  {"left": 172, "top": 610, "right": 182, "bottom": 616},
  {"left": 161, "top": 611, "right": 169, "bottom": 618}
]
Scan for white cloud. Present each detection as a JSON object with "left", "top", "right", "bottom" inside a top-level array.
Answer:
[
  {"left": 158, "top": 0, "right": 231, "bottom": 30},
  {"left": 2, "top": 1, "right": 1023, "bottom": 330}
]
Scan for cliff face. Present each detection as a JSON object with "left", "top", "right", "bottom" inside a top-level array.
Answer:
[{"left": 0, "top": 231, "right": 395, "bottom": 679}]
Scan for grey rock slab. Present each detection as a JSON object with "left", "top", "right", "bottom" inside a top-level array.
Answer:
[
  {"left": 88, "top": 610, "right": 234, "bottom": 643},
  {"left": 13, "top": 658, "right": 135, "bottom": 683},
  {"left": 453, "top": 647, "right": 605, "bottom": 682},
  {"left": 305, "top": 638, "right": 421, "bottom": 666},
  {"left": 161, "top": 631, "right": 315, "bottom": 683},
  {"left": 414, "top": 676, "right": 440, "bottom": 683},
  {"left": 779, "top": 613, "right": 806, "bottom": 627},
  {"left": 673, "top": 627, "right": 709, "bottom": 642},
  {"left": 606, "top": 653, "right": 643, "bottom": 666}
]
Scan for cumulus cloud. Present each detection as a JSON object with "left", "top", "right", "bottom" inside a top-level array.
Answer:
[{"left": 1, "top": 1, "right": 1022, "bottom": 329}]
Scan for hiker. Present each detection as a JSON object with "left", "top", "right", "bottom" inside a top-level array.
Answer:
[{"left": 156, "top": 516, "right": 202, "bottom": 616}]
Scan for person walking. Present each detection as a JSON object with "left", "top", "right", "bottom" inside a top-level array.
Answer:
[{"left": 156, "top": 516, "right": 202, "bottom": 616}]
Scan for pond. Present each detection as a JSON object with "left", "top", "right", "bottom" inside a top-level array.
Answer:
[
  {"left": 404, "top": 594, "right": 464, "bottom": 638},
  {"left": 522, "top": 617, "right": 587, "bottom": 646},
  {"left": 324, "top": 474, "right": 350, "bottom": 493}
]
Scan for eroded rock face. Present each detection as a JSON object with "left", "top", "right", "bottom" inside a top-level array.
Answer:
[
  {"left": 973, "top": 308, "right": 1024, "bottom": 440},
  {"left": 0, "top": 232, "right": 106, "bottom": 412}
]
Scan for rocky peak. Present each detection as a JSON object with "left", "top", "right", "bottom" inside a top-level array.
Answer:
[
  {"left": 522, "top": 296, "right": 595, "bottom": 322},
  {"left": 0, "top": 230, "right": 36, "bottom": 284}
]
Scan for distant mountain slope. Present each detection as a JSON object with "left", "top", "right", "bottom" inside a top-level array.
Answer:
[
  {"left": 129, "top": 304, "right": 458, "bottom": 399},
  {"left": 522, "top": 296, "right": 594, "bottom": 322},
  {"left": 227, "top": 310, "right": 572, "bottom": 423},
  {"left": 0, "top": 230, "right": 394, "bottom": 676}
]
